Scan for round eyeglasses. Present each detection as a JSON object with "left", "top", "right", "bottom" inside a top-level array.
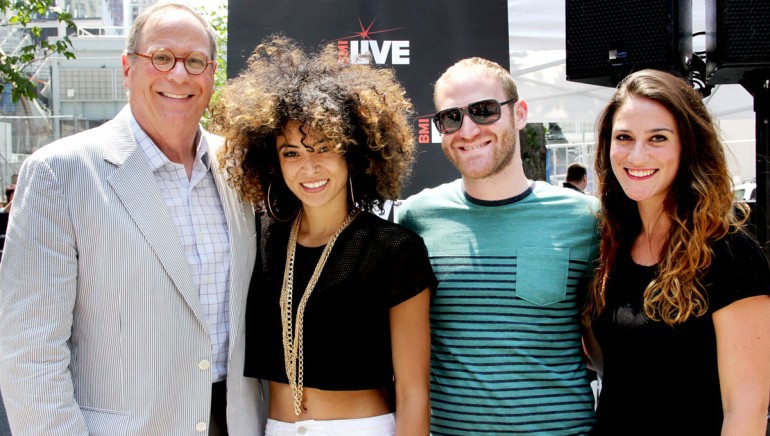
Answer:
[{"left": 130, "top": 48, "right": 213, "bottom": 75}]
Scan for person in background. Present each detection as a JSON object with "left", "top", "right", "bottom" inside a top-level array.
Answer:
[
  {"left": 0, "top": 184, "right": 15, "bottom": 213},
  {"left": 212, "top": 36, "right": 436, "bottom": 436},
  {"left": 563, "top": 162, "right": 588, "bottom": 193},
  {"left": 0, "top": 3, "right": 267, "bottom": 434},
  {"left": 585, "top": 68, "right": 770, "bottom": 435},
  {"left": 396, "top": 57, "right": 599, "bottom": 435}
]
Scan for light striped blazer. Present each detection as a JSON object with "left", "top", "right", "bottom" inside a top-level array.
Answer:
[{"left": 0, "top": 106, "right": 268, "bottom": 435}]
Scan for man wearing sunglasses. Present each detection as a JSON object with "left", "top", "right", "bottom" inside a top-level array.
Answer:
[
  {"left": 0, "top": 3, "right": 266, "bottom": 435},
  {"left": 397, "top": 57, "right": 599, "bottom": 434}
]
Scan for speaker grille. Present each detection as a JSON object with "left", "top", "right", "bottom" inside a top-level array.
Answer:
[
  {"left": 716, "top": 1, "right": 770, "bottom": 63},
  {"left": 566, "top": 0, "right": 692, "bottom": 87},
  {"left": 707, "top": 0, "right": 770, "bottom": 83}
]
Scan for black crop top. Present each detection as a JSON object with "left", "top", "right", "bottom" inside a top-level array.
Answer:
[{"left": 244, "top": 211, "right": 438, "bottom": 390}]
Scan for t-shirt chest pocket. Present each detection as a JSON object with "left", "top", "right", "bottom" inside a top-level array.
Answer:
[{"left": 515, "top": 247, "right": 570, "bottom": 306}]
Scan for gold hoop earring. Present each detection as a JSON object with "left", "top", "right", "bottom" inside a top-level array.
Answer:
[
  {"left": 349, "top": 176, "right": 356, "bottom": 208},
  {"left": 267, "top": 181, "right": 295, "bottom": 222}
]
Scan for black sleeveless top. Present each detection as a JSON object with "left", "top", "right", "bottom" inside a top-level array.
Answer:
[{"left": 244, "top": 211, "right": 438, "bottom": 390}]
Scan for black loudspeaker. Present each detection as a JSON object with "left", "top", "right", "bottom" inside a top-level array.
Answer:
[
  {"left": 706, "top": 0, "right": 770, "bottom": 84},
  {"left": 566, "top": 0, "right": 692, "bottom": 88}
]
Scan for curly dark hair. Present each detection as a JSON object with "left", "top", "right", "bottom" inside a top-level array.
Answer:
[
  {"left": 210, "top": 35, "right": 416, "bottom": 216},
  {"left": 585, "top": 69, "right": 747, "bottom": 327}
]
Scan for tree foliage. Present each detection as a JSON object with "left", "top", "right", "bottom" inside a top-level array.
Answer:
[
  {"left": 194, "top": 3, "right": 227, "bottom": 126},
  {"left": 520, "top": 124, "right": 547, "bottom": 181},
  {"left": 1, "top": 0, "right": 77, "bottom": 103}
]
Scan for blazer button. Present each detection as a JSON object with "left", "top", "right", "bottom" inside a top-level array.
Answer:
[
  {"left": 196, "top": 422, "right": 207, "bottom": 432},
  {"left": 198, "top": 359, "right": 211, "bottom": 371}
]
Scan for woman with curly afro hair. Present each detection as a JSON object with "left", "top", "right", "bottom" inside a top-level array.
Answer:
[
  {"left": 584, "top": 69, "right": 770, "bottom": 435},
  {"left": 211, "top": 36, "right": 437, "bottom": 436}
]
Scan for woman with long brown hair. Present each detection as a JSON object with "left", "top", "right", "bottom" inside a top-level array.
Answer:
[{"left": 585, "top": 69, "right": 770, "bottom": 435}]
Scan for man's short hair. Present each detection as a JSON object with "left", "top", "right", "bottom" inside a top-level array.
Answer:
[
  {"left": 126, "top": 2, "right": 218, "bottom": 62},
  {"left": 434, "top": 57, "right": 519, "bottom": 110},
  {"left": 566, "top": 163, "right": 587, "bottom": 182}
]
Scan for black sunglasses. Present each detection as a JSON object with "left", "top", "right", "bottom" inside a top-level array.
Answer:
[{"left": 433, "top": 98, "right": 517, "bottom": 135}]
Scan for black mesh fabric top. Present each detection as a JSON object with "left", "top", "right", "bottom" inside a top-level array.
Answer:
[{"left": 244, "top": 211, "right": 438, "bottom": 390}]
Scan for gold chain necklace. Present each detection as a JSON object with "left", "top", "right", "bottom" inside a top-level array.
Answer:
[{"left": 280, "top": 208, "right": 360, "bottom": 416}]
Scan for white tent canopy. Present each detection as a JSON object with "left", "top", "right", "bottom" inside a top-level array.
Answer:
[
  {"left": 507, "top": 0, "right": 757, "bottom": 182},
  {"left": 507, "top": 0, "right": 755, "bottom": 122}
]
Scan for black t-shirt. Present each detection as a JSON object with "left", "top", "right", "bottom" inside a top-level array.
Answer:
[
  {"left": 244, "top": 211, "right": 438, "bottom": 390},
  {"left": 592, "top": 230, "right": 770, "bottom": 435}
]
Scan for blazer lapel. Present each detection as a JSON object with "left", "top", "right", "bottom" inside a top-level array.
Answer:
[
  {"left": 104, "top": 108, "right": 206, "bottom": 324},
  {"left": 208, "top": 134, "right": 256, "bottom": 353}
]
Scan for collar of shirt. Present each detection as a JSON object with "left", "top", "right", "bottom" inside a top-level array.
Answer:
[{"left": 128, "top": 112, "right": 211, "bottom": 173}]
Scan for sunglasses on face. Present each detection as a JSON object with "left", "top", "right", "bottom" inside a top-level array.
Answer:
[
  {"left": 433, "top": 98, "right": 517, "bottom": 135},
  {"left": 130, "top": 48, "right": 213, "bottom": 75}
]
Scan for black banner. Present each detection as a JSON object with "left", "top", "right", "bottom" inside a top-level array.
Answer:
[{"left": 228, "top": 0, "right": 509, "bottom": 196}]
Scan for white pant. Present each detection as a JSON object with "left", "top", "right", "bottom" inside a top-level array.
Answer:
[{"left": 265, "top": 413, "right": 396, "bottom": 436}]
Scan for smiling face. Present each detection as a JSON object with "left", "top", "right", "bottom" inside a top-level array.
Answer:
[
  {"left": 435, "top": 70, "right": 525, "bottom": 183},
  {"left": 610, "top": 96, "right": 682, "bottom": 210},
  {"left": 276, "top": 121, "right": 349, "bottom": 214},
  {"left": 121, "top": 7, "right": 216, "bottom": 143}
]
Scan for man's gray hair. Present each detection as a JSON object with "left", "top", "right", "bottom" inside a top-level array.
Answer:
[{"left": 126, "top": 2, "right": 218, "bottom": 62}]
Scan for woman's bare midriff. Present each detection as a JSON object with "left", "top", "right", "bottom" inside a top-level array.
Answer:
[{"left": 269, "top": 381, "right": 392, "bottom": 422}]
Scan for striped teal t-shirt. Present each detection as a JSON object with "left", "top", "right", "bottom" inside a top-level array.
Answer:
[{"left": 397, "top": 180, "right": 600, "bottom": 435}]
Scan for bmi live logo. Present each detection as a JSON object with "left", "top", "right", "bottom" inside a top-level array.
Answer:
[
  {"left": 335, "top": 18, "right": 441, "bottom": 143},
  {"left": 336, "top": 18, "right": 409, "bottom": 65}
]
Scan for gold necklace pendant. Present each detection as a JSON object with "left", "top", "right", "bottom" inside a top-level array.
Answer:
[{"left": 279, "top": 208, "right": 361, "bottom": 416}]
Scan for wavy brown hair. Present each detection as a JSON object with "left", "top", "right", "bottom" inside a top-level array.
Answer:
[
  {"left": 585, "top": 69, "right": 747, "bottom": 326},
  {"left": 210, "top": 35, "right": 416, "bottom": 216}
]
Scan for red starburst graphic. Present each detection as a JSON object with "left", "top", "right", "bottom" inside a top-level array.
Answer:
[{"left": 336, "top": 17, "right": 403, "bottom": 41}]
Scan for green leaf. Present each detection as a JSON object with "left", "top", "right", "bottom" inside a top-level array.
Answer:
[{"left": 1, "top": 0, "right": 77, "bottom": 104}]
